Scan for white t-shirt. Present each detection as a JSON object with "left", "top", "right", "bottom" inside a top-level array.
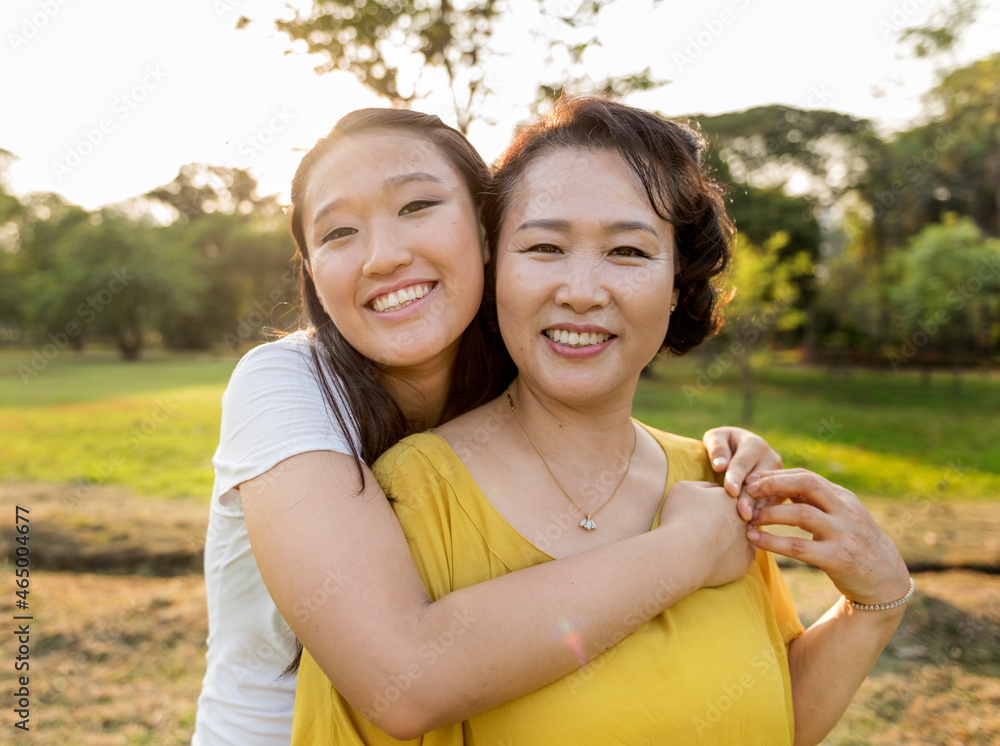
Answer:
[{"left": 193, "top": 332, "right": 356, "bottom": 745}]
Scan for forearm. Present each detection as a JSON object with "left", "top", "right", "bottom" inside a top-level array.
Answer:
[
  {"left": 787, "top": 599, "right": 905, "bottom": 746},
  {"left": 353, "top": 523, "right": 706, "bottom": 737}
]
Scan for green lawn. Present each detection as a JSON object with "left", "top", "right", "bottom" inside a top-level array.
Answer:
[
  {"left": 1, "top": 347, "right": 998, "bottom": 501},
  {"left": 637, "top": 354, "right": 1000, "bottom": 502}
]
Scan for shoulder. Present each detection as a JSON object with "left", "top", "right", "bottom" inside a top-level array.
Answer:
[
  {"left": 228, "top": 331, "right": 316, "bottom": 382},
  {"left": 635, "top": 421, "right": 718, "bottom": 483},
  {"left": 222, "top": 331, "right": 331, "bottom": 406},
  {"left": 374, "top": 432, "right": 460, "bottom": 483}
]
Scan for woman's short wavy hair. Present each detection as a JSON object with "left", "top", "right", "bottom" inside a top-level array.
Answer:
[{"left": 486, "top": 96, "right": 732, "bottom": 355}]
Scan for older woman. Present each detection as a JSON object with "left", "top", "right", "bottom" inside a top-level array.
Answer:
[{"left": 292, "top": 98, "right": 911, "bottom": 745}]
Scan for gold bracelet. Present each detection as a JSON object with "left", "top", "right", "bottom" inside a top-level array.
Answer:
[{"left": 844, "top": 577, "right": 915, "bottom": 611}]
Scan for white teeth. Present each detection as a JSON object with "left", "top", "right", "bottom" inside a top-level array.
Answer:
[
  {"left": 544, "top": 329, "right": 612, "bottom": 347},
  {"left": 371, "top": 283, "right": 432, "bottom": 313}
]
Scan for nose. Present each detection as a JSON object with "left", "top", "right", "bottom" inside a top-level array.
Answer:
[
  {"left": 554, "top": 255, "right": 611, "bottom": 312},
  {"left": 361, "top": 222, "right": 413, "bottom": 277}
]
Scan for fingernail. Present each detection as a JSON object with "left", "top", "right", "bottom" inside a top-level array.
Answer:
[
  {"left": 712, "top": 456, "right": 728, "bottom": 468},
  {"left": 747, "top": 529, "right": 760, "bottom": 540},
  {"left": 746, "top": 480, "right": 759, "bottom": 495},
  {"left": 752, "top": 508, "right": 760, "bottom": 521},
  {"left": 746, "top": 473, "right": 760, "bottom": 484},
  {"left": 755, "top": 499, "right": 766, "bottom": 510}
]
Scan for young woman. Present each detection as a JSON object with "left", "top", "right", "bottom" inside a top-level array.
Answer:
[
  {"left": 292, "top": 99, "right": 912, "bottom": 744},
  {"left": 193, "top": 108, "right": 782, "bottom": 744}
]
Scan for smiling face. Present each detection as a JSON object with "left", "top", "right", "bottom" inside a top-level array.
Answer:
[
  {"left": 301, "top": 129, "right": 488, "bottom": 374},
  {"left": 496, "top": 146, "right": 679, "bottom": 406}
]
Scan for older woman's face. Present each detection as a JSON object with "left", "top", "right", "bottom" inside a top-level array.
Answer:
[{"left": 496, "top": 146, "right": 679, "bottom": 406}]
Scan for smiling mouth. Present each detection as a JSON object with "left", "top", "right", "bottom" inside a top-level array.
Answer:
[
  {"left": 370, "top": 283, "right": 435, "bottom": 313},
  {"left": 543, "top": 329, "right": 614, "bottom": 347}
]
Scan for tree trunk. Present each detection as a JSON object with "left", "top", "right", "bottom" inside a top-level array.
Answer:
[
  {"left": 118, "top": 330, "right": 142, "bottom": 361},
  {"left": 740, "top": 349, "right": 753, "bottom": 425}
]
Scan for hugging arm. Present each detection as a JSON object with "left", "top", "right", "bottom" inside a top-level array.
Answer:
[
  {"left": 244, "top": 442, "right": 764, "bottom": 740},
  {"left": 745, "top": 469, "right": 910, "bottom": 746}
]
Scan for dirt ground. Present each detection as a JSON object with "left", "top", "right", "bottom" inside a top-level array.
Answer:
[{"left": 2, "top": 482, "right": 1000, "bottom": 745}]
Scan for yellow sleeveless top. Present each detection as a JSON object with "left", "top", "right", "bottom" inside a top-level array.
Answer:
[{"left": 293, "top": 424, "right": 803, "bottom": 745}]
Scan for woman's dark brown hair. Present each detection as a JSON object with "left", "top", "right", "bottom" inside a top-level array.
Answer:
[
  {"left": 282, "top": 108, "right": 515, "bottom": 671},
  {"left": 485, "top": 96, "right": 733, "bottom": 355}
]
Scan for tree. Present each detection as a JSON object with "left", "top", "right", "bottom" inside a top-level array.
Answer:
[
  {"left": 145, "top": 164, "right": 281, "bottom": 223},
  {"left": 720, "top": 231, "right": 811, "bottom": 423},
  {"left": 268, "top": 0, "right": 663, "bottom": 132},
  {"left": 20, "top": 210, "right": 205, "bottom": 360},
  {"left": 887, "top": 215, "right": 1000, "bottom": 386}
]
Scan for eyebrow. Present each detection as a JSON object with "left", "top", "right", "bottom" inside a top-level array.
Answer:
[
  {"left": 383, "top": 171, "right": 448, "bottom": 189},
  {"left": 515, "top": 218, "right": 659, "bottom": 236},
  {"left": 311, "top": 172, "right": 448, "bottom": 229}
]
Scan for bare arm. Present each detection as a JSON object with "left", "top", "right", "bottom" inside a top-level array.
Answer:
[
  {"left": 244, "top": 451, "right": 753, "bottom": 739},
  {"left": 745, "top": 469, "right": 910, "bottom": 746}
]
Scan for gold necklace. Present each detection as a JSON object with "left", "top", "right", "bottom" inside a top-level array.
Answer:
[{"left": 506, "top": 389, "right": 637, "bottom": 531}]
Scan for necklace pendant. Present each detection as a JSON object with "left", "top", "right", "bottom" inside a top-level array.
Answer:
[{"left": 579, "top": 517, "right": 596, "bottom": 531}]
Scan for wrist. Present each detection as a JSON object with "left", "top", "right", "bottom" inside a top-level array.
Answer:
[
  {"left": 652, "top": 521, "right": 708, "bottom": 597},
  {"left": 843, "top": 576, "right": 914, "bottom": 618}
]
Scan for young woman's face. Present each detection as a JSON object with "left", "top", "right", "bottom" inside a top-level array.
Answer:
[
  {"left": 302, "top": 130, "right": 488, "bottom": 373},
  {"left": 496, "top": 146, "right": 679, "bottom": 405}
]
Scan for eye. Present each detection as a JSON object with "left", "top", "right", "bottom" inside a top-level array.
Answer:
[
  {"left": 399, "top": 200, "right": 439, "bottom": 216},
  {"left": 320, "top": 226, "right": 357, "bottom": 244},
  {"left": 611, "top": 247, "right": 649, "bottom": 258},
  {"left": 524, "top": 244, "right": 562, "bottom": 254}
]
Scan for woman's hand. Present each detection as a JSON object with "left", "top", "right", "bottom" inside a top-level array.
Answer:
[
  {"left": 660, "top": 481, "right": 757, "bottom": 588},
  {"left": 745, "top": 469, "right": 910, "bottom": 605},
  {"left": 702, "top": 427, "right": 784, "bottom": 520}
]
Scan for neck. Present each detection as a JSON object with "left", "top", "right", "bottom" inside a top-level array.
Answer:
[
  {"left": 381, "top": 345, "right": 459, "bottom": 433},
  {"left": 506, "top": 376, "right": 637, "bottom": 459}
]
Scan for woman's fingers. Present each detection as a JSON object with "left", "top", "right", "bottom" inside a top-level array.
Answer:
[
  {"left": 702, "top": 427, "right": 785, "bottom": 498},
  {"left": 752, "top": 502, "right": 831, "bottom": 536},
  {"left": 745, "top": 468, "right": 841, "bottom": 513},
  {"left": 701, "top": 427, "right": 735, "bottom": 474},
  {"left": 745, "top": 526, "right": 825, "bottom": 566},
  {"left": 724, "top": 441, "right": 783, "bottom": 499}
]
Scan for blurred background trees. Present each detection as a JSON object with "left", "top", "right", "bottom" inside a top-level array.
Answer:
[{"left": 1, "top": 0, "right": 997, "bottom": 366}]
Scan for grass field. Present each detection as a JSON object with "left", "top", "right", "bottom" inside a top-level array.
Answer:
[
  {"left": 1, "top": 346, "right": 999, "bottom": 743},
  {"left": 2, "top": 346, "right": 998, "bottom": 501}
]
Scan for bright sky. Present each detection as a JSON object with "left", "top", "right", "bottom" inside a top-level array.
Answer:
[{"left": 2, "top": 0, "right": 998, "bottom": 210}]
